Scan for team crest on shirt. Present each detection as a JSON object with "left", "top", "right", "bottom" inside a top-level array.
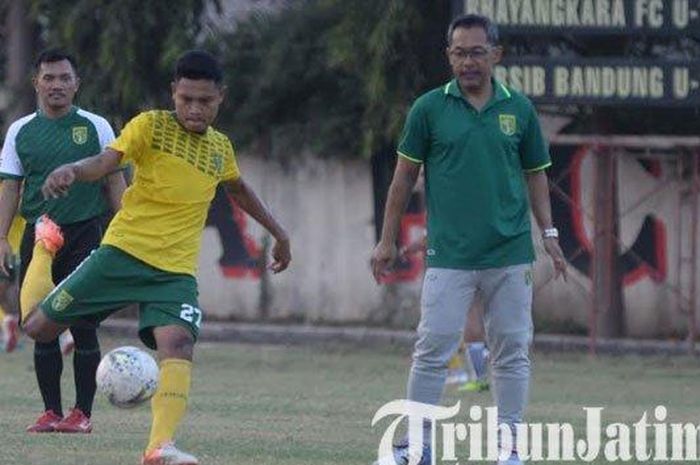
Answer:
[
  {"left": 51, "top": 289, "right": 74, "bottom": 312},
  {"left": 212, "top": 153, "right": 223, "bottom": 174},
  {"left": 498, "top": 114, "right": 517, "bottom": 136},
  {"left": 72, "top": 126, "right": 88, "bottom": 145}
]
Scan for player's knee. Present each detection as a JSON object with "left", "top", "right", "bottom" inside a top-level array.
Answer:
[
  {"left": 154, "top": 326, "right": 194, "bottom": 360},
  {"left": 488, "top": 330, "right": 531, "bottom": 371},
  {"left": 160, "top": 336, "right": 194, "bottom": 360},
  {"left": 23, "top": 311, "right": 48, "bottom": 342},
  {"left": 412, "top": 330, "right": 462, "bottom": 370},
  {"left": 24, "top": 311, "right": 65, "bottom": 343}
]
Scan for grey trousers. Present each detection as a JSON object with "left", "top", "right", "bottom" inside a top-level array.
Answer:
[{"left": 407, "top": 264, "right": 534, "bottom": 435}]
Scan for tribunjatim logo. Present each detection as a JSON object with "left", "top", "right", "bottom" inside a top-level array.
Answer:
[{"left": 372, "top": 400, "right": 700, "bottom": 463}]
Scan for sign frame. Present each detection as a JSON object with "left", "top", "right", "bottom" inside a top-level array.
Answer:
[{"left": 458, "top": 0, "right": 700, "bottom": 35}]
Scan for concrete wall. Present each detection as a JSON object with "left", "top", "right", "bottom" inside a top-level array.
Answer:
[
  {"left": 198, "top": 154, "right": 384, "bottom": 324},
  {"left": 534, "top": 144, "right": 696, "bottom": 338}
]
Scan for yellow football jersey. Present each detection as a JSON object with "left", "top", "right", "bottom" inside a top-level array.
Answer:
[{"left": 104, "top": 111, "right": 240, "bottom": 275}]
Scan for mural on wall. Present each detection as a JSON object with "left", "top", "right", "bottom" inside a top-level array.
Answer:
[
  {"left": 550, "top": 144, "right": 667, "bottom": 286},
  {"left": 205, "top": 185, "right": 262, "bottom": 279},
  {"left": 381, "top": 145, "right": 669, "bottom": 287}
]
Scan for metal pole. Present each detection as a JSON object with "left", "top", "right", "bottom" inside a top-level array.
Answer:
[
  {"left": 677, "top": 156, "right": 685, "bottom": 323},
  {"left": 593, "top": 147, "right": 625, "bottom": 340},
  {"left": 590, "top": 145, "right": 604, "bottom": 356},
  {"left": 609, "top": 151, "right": 625, "bottom": 336},
  {"left": 588, "top": 145, "right": 600, "bottom": 356},
  {"left": 688, "top": 151, "right": 699, "bottom": 355}
]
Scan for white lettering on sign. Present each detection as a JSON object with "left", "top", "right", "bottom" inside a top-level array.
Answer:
[
  {"left": 672, "top": 0, "right": 689, "bottom": 28},
  {"left": 465, "top": 0, "right": 627, "bottom": 27},
  {"left": 463, "top": 0, "right": 697, "bottom": 30},
  {"left": 553, "top": 66, "right": 664, "bottom": 99},
  {"left": 634, "top": 0, "right": 665, "bottom": 28},
  {"left": 494, "top": 65, "right": 546, "bottom": 96}
]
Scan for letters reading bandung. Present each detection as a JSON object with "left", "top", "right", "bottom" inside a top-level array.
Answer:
[{"left": 494, "top": 61, "right": 700, "bottom": 105}]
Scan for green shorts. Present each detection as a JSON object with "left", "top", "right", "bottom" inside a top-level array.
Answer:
[{"left": 40, "top": 245, "right": 202, "bottom": 349}]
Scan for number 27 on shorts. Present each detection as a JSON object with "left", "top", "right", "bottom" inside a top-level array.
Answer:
[{"left": 180, "top": 304, "right": 202, "bottom": 328}]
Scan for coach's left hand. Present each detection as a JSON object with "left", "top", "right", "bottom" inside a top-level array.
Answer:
[{"left": 543, "top": 237, "right": 567, "bottom": 281}]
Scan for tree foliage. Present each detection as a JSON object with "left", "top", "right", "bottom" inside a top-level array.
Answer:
[
  {"left": 216, "top": 0, "right": 452, "bottom": 158},
  {"left": 5, "top": 0, "right": 695, "bottom": 159},
  {"left": 28, "top": 0, "right": 219, "bottom": 126},
  {"left": 219, "top": 0, "right": 698, "bottom": 157},
  {"left": 215, "top": 3, "right": 365, "bottom": 158}
]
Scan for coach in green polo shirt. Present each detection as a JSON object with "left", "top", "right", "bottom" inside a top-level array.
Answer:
[{"left": 371, "top": 14, "right": 566, "bottom": 465}]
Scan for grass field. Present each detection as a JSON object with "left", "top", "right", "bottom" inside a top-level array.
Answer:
[{"left": 2, "top": 336, "right": 700, "bottom": 465}]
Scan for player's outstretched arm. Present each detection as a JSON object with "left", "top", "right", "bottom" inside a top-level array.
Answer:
[
  {"left": 42, "top": 148, "right": 123, "bottom": 199},
  {"left": 371, "top": 157, "right": 420, "bottom": 283},
  {"left": 224, "top": 178, "right": 291, "bottom": 273}
]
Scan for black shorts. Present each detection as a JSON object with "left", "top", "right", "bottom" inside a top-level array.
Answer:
[{"left": 20, "top": 215, "right": 108, "bottom": 324}]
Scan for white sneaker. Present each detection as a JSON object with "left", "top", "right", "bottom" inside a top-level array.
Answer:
[
  {"left": 142, "top": 442, "right": 198, "bottom": 465},
  {"left": 497, "top": 452, "right": 523, "bottom": 465},
  {"left": 2, "top": 315, "right": 19, "bottom": 353},
  {"left": 372, "top": 443, "right": 431, "bottom": 465},
  {"left": 445, "top": 368, "right": 469, "bottom": 385},
  {"left": 59, "top": 331, "right": 74, "bottom": 356}
]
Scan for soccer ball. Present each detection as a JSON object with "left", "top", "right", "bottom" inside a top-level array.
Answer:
[{"left": 96, "top": 346, "right": 159, "bottom": 408}]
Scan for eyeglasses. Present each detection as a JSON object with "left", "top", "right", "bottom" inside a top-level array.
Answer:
[{"left": 449, "top": 47, "right": 491, "bottom": 62}]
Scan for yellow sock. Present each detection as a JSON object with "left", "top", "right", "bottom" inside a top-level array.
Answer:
[
  {"left": 448, "top": 353, "right": 463, "bottom": 370},
  {"left": 146, "top": 359, "right": 192, "bottom": 453},
  {"left": 447, "top": 339, "right": 466, "bottom": 370},
  {"left": 0, "top": 304, "right": 6, "bottom": 321},
  {"left": 20, "top": 245, "right": 55, "bottom": 321}
]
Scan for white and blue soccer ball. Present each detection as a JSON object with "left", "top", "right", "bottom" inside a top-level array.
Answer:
[{"left": 96, "top": 346, "right": 159, "bottom": 408}]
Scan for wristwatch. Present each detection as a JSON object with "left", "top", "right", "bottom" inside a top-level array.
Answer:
[{"left": 543, "top": 227, "right": 559, "bottom": 239}]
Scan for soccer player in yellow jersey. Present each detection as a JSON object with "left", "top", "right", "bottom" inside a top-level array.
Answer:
[
  {"left": 0, "top": 209, "right": 24, "bottom": 353},
  {"left": 23, "top": 50, "right": 291, "bottom": 465}
]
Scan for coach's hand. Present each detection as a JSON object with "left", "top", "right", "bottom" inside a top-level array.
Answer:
[
  {"left": 0, "top": 239, "right": 12, "bottom": 276},
  {"left": 371, "top": 241, "right": 397, "bottom": 284},
  {"left": 42, "top": 164, "right": 78, "bottom": 199},
  {"left": 544, "top": 237, "right": 567, "bottom": 281},
  {"left": 269, "top": 238, "right": 291, "bottom": 273}
]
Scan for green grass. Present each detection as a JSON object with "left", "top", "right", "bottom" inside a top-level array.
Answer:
[{"left": 2, "top": 337, "right": 700, "bottom": 464}]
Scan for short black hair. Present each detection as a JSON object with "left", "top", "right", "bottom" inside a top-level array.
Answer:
[
  {"left": 447, "top": 14, "right": 499, "bottom": 46},
  {"left": 34, "top": 48, "right": 78, "bottom": 75},
  {"left": 174, "top": 50, "right": 223, "bottom": 84}
]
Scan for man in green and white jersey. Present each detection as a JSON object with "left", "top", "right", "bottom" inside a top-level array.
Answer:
[{"left": 0, "top": 48, "right": 125, "bottom": 433}]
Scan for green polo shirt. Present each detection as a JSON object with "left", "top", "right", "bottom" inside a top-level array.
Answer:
[
  {"left": 0, "top": 106, "right": 114, "bottom": 224},
  {"left": 397, "top": 79, "right": 550, "bottom": 270}
]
